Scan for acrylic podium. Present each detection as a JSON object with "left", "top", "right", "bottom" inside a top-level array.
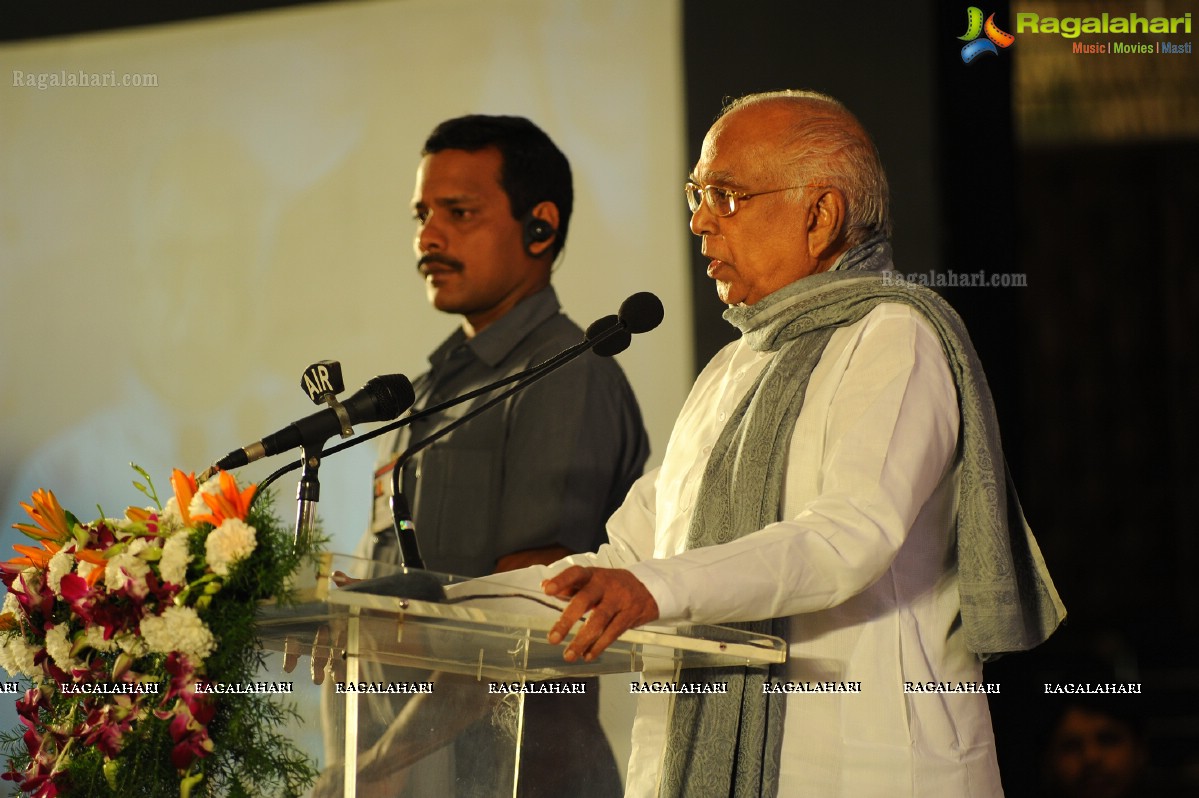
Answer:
[{"left": 255, "top": 553, "right": 786, "bottom": 798}]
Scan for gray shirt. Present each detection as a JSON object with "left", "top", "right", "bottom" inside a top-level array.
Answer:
[{"left": 366, "top": 286, "right": 649, "bottom": 577}]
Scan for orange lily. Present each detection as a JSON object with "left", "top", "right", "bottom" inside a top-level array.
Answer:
[
  {"left": 191, "top": 470, "right": 256, "bottom": 528},
  {"left": 11, "top": 489, "right": 71, "bottom": 543},
  {"left": 4, "top": 539, "right": 62, "bottom": 571},
  {"left": 1, "top": 537, "right": 106, "bottom": 586},
  {"left": 124, "top": 507, "right": 152, "bottom": 524},
  {"left": 74, "top": 547, "right": 109, "bottom": 587},
  {"left": 171, "top": 470, "right": 199, "bottom": 527},
  {"left": 79, "top": 564, "right": 107, "bottom": 588}
]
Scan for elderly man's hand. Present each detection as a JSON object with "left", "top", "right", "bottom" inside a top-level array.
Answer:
[{"left": 542, "top": 567, "right": 659, "bottom": 662}]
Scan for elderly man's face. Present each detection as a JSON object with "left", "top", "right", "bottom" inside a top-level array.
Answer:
[{"left": 689, "top": 103, "right": 825, "bottom": 306}]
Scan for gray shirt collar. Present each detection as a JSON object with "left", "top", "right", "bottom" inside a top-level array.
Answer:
[{"left": 429, "top": 285, "right": 562, "bottom": 369}]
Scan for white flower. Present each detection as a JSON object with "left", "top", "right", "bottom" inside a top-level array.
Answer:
[
  {"left": 127, "top": 537, "right": 149, "bottom": 557},
  {"left": 2, "top": 589, "right": 21, "bottom": 618},
  {"left": 205, "top": 518, "right": 256, "bottom": 576},
  {"left": 84, "top": 626, "right": 119, "bottom": 654},
  {"left": 160, "top": 532, "right": 191, "bottom": 585},
  {"left": 77, "top": 560, "right": 99, "bottom": 582},
  {"left": 188, "top": 477, "right": 221, "bottom": 522},
  {"left": 140, "top": 605, "right": 215, "bottom": 662},
  {"left": 106, "top": 551, "right": 151, "bottom": 598},
  {"left": 0, "top": 634, "right": 40, "bottom": 680},
  {"left": 45, "top": 624, "right": 83, "bottom": 673},
  {"left": 47, "top": 547, "right": 75, "bottom": 596},
  {"left": 111, "top": 517, "right": 138, "bottom": 534},
  {"left": 116, "top": 633, "right": 148, "bottom": 658},
  {"left": 157, "top": 499, "right": 184, "bottom": 534},
  {"left": 13, "top": 567, "right": 41, "bottom": 595}
]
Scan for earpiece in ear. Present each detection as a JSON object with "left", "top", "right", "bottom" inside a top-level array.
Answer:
[{"left": 522, "top": 212, "right": 557, "bottom": 255}]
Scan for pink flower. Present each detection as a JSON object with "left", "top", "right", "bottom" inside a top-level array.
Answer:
[
  {"left": 156, "top": 697, "right": 215, "bottom": 770},
  {"left": 80, "top": 699, "right": 136, "bottom": 758}
]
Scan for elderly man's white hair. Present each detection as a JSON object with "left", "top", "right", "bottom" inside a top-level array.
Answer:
[{"left": 720, "top": 90, "right": 892, "bottom": 246}]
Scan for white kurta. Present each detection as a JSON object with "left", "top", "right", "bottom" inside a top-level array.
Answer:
[{"left": 556, "top": 302, "right": 1004, "bottom": 797}]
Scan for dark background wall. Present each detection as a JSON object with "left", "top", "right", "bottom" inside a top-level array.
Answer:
[
  {"left": 682, "top": 1, "right": 943, "bottom": 370},
  {"left": 942, "top": 4, "right": 1197, "bottom": 794},
  {"left": 688, "top": 2, "right": 1199, "bottom": 794}
]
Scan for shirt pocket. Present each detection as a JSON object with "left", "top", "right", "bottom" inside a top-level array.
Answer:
[{"left": 416, "top": 443, "right": 500, "bottom": 561}]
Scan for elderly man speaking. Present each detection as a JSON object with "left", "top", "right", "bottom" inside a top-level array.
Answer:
[{"left": 537, "top": 90, "right": 1065, "bottom": 797}]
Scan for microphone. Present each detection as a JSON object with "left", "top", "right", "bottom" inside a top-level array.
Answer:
[
  {"left": 618, "top": 291, "right": 665, "bottom": 333},
  {"left": 586, "top": 315, "right": 629, "bottom": 356},
  {"left": 207, "top": 374, "right": 416, "bottom": 475},
  {"left": 584, "top": 292, "right": 666, "bottom": 357}
]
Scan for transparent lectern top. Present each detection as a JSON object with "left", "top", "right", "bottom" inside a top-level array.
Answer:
[{"left": 257, "top": 553, "right": 785, "bottom": 682}]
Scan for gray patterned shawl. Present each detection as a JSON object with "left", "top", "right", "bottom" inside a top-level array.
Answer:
[{"left": 658, "top": 240, "right": 1065, "bottom": 798}]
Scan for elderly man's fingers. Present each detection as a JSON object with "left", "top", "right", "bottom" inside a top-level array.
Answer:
[
  {"left": 562, "top": 597, "right": 614, "bottom": 662},
  {"left": 547, "top": 568, "right": 659, "bottom": 660},
  {"left": 574, "top": 608, "right": 639, "bottom": 662},
  {"left": 541, "top": 565, "right": 592, "bottom": 599},
  {"left": 547, "top": 572, "right": 600, "bottom": 645},
  {"left": 564, "top": 594, "right": 654, "bottom": 662}
]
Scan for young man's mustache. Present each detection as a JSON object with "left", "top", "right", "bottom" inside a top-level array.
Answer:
[{"left": 417, "top": 254, "right": 465, "bottom": 273}]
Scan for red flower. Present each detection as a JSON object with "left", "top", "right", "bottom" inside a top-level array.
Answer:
[{"left": 57, "top": 573, "right": 143, "bottom": 643}]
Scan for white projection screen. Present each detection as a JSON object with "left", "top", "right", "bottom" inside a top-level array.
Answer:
[{"left": 0, "top": 0, "right": 690, "bottom": 790}]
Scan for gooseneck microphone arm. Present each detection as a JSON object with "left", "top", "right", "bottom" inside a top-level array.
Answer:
[
  {"left": 322, "top": 291, "right": 659, "bottom": 474},
  {"left": 387, "top": 318, "right": 632, "bottom": 568}
]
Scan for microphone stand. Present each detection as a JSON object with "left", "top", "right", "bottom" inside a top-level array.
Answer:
[{"left": 293, "top": 441, "right": 324, "bottom": 549}]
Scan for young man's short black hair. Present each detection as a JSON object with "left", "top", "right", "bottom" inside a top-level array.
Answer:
[{"left": 423, "top": 115, "right": 573, "bottom": 259}]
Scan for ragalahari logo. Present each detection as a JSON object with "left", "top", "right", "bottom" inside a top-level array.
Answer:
[{"left": 959, "top": 7, "right": 1015, "bottom": 62}]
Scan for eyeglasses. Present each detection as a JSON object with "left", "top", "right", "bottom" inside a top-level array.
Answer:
[{"left": 685, "top": 181, "right": 809, "bottom": 218}]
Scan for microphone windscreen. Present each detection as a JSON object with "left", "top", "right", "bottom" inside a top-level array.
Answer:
[
  {"left": 586, "top": 314, "right": 631, "bottom": 357},
  {"left": 361, "top": 374, "right": 416, "bottom": 421},
  {"left": 618, "top": 292, "right": 664, "bottom": 334}
]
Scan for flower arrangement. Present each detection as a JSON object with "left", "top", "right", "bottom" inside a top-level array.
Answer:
[{"left": 0, "top": 466, "right": 319, "bottom": 797}]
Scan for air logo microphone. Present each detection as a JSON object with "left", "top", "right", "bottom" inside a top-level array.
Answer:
[
  {"left": 302, "top": 360, "right": 354, "bottom": 439},
  {"left": 302, "top": 360, "right": 345, "bottom": 404},
  {"left": 203, "top": 371, "right": 416, "bottom": 478}
]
